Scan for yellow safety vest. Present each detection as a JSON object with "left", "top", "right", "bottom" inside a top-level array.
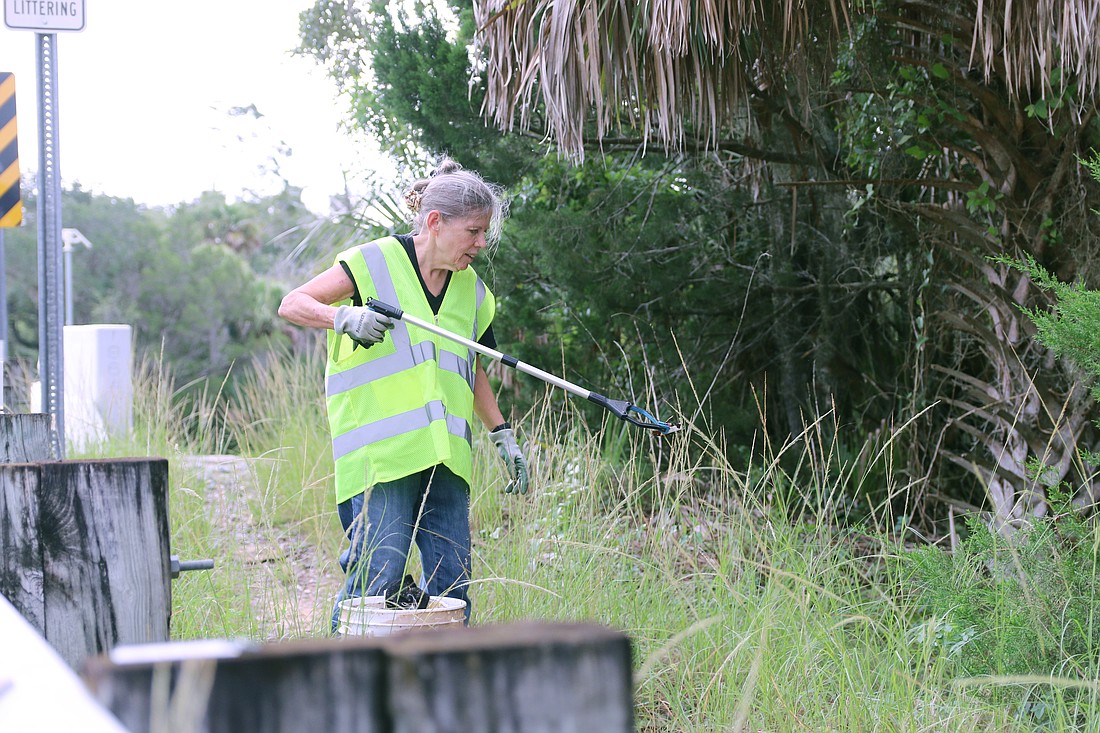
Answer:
[{"left": 325, "top": 236, "right": 495, "bottom": 503}]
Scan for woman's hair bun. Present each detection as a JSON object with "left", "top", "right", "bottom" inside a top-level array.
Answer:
[
  {"left": 403, "top": 188, "right": 424, "bottom": 213},
  {"left": 430, "top": 158, "right": 463, "bottom": 178}
]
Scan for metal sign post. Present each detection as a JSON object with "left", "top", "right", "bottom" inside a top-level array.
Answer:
[
  {"left": 6, "top": 1, "right": 85, "bottom": 459},
  {"left": 37, "top": 32, "right": 64, "bottom": 457}
]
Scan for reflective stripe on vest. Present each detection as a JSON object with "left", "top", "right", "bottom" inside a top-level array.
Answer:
[
  {"left": 468, "top": 277, "right": 486, "bottom": 385},
  {"left": 331, "top": 400, "right": 471, "bottom": 460},
  {"left": 325, "top": 340, "right": 476, "bottom": 398},
  {"left": 326, "top": 341, "right": 436, "bottom": 397},
  {"left": 363, "top": 237, "right": 412, "bottom": 355}
]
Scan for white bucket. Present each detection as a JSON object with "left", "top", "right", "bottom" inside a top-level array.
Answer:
[{"left": 336, "top": 595, "right": 467, "bottom": 637}]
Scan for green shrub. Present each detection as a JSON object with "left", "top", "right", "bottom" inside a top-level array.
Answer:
[{"left": 905, "top": 501, "right": 1100, "bottom": 722}]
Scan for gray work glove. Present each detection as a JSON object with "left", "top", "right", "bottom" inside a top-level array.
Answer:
[
  {"left": 334, "top": 305, "right": 394, "bottom": 348},
  {"left": 489, "top": 425, "right": 529, "bottom": 494}
]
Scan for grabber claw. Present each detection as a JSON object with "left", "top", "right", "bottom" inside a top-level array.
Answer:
[{"left": 587, "top": 393, "right": 680, "bottom": 436}]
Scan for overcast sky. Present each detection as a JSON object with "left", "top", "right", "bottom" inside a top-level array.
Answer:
[{"left": 0, "top": 0, "right": 388, "bottom": 213}]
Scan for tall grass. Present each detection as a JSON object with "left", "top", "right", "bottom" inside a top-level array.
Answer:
[
  {"left": 93, "top": 350, "right": 1099, "bottom": 731},
  {"left": 467, "top": 398, "right": 1037, "bottom": 732}
]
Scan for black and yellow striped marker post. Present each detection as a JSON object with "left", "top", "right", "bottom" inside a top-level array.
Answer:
[{"left": 0, "top": 72, "right": 20, "bottom": 228}]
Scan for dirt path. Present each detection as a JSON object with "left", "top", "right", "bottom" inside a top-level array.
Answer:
[{"left": 179, "top": 455, "right": 342, "bottom": 639}]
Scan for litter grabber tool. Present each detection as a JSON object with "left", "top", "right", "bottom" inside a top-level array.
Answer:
[{"left": 366, "top": 298, "right": 680, "bottom": 436}]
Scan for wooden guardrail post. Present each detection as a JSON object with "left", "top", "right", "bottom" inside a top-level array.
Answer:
[
  {"left": 385, "top": 623, "right": 633, "bottom": 732},
  {"left": 86, "top": 639, "right": 390, "bottom": 733},
  {"left": 0, "top": 456, "right": 171, "bottom": 669},
  {"left": 83, "top": 623, "right": 633, "bottom": 733},
  {"left": 0, "top": 413, "right": 54, "bottom": 462}
]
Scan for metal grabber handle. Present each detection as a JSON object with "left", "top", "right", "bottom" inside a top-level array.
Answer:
[{"left": 366, "top": 299, "right": 680, "bottom": 435}]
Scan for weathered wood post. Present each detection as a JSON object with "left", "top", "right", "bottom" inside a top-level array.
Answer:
[
  {"left": 385, "top": 622, "right": 634, "bottom": 732},
  {"left": 86, "top": 639, "right": 390, "bottom": 733},
  {"left": 0, "top": 450, "right": 171, "bottom": 669},
  {"left": 83, "top": 623, "right": 634, "bottom": 733},
  {"left": 0, "top": 413, "right": 54, "bottom": 462}
]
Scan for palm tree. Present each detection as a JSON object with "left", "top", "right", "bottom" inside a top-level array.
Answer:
[
  {"left": 473, "top": 0, "right": 1100, "bottom": 529},
  {"left": 475, "top": 0, "right": 1097, "bottom": 159}
]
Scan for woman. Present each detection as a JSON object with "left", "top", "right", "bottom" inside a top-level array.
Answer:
[{"left": 278, "top": 158, "right": 528, "bottom": 631}]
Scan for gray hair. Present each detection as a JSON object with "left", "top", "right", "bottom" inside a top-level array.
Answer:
[{"left": 404, "top": 158, "right": 507, "bottom": 247}]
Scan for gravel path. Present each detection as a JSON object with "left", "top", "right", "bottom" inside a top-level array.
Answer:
[{"left": 179, "top": 455, "right": 342, "bottom": 639}]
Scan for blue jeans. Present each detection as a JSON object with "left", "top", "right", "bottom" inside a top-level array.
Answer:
[{"left": 331, "top": 464, "right": 472, "bottom": 633}]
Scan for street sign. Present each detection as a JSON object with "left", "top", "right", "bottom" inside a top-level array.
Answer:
[
  {"left": 4, "top": 0, "right": 85, "bottom": 32},
  {"left": 0, "top": 72, "right": 19, "bottom": 227}
]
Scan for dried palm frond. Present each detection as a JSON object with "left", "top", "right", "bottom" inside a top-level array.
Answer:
[
  {"left": 972, "top": 0, "right": 1100, "bottom": 106},
  {"left": 474, "top": 0, "right": 1100, "bottom": 159},
  {"left": 474, "top": 0, "right": 847, "bottom": 159}
]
